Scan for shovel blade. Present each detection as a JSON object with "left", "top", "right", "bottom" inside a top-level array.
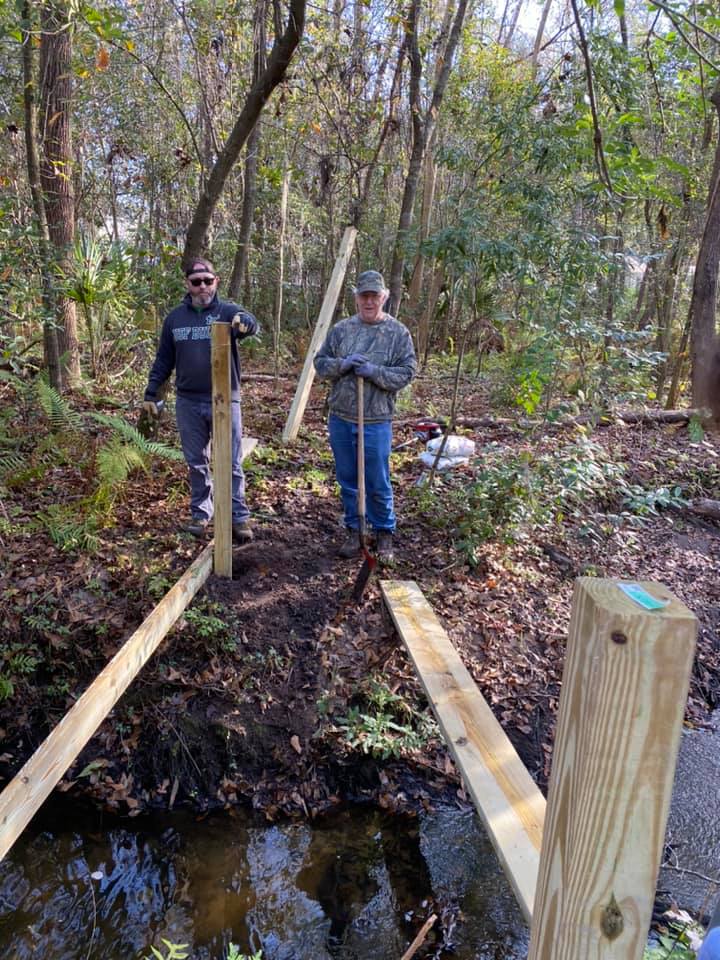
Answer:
[{"left": 351, "top": 551, "right": 377, "bottom": 603}]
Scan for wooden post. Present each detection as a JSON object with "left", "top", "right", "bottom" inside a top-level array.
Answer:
[
  {"left": 0, "top": 544, "right": 214, "bottom": 862},
  {"left": 212, "top": 321, "right": 232, "bottom": 577},
  {"left": 282, "top": 225, "right": 357, "bottom": 443},
  {"left": 528, "top": 578, "right": 697, "bottom": 959}
]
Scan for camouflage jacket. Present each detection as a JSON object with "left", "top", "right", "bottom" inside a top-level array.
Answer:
[{"left": 314, "top": 314, "right": 417, "bottom": 423}]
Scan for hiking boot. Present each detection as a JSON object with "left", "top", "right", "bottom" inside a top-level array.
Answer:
[
  {"left": 338, "top": 528, "right": 361, "bottom": 558},
  {"left": 376, "top": 530, "right": 394, "bottom": 563},
  {"left": 183, "top": 518, "right": 211, "bottom": 538},
  {"left": 232, "top": 521, "right": 254, "bottom": 543}
]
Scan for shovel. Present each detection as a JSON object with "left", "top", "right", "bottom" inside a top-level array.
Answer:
[{"left": 351, "top": 375, "right": 378, "bottom": 602}]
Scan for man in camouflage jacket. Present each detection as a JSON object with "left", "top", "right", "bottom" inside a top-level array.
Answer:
[{"left": 314, "top": 270, "right": 417, "bottom": 561}]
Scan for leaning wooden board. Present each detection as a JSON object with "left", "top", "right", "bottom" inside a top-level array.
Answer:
[
  {"left": 380, "top": 579, "right": 546, "bottom": 922},
  {"left": 0, "top": 437, "right": 258, "bottom": 862}
]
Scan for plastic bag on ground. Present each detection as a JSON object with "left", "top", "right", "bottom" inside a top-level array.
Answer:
[{"left": 426, "top": 434, "right": 476, "bottom": 458}]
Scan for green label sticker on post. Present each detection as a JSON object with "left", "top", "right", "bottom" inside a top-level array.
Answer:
[{"left": 618, "top": 583, "right": 670, "bottom": 610}]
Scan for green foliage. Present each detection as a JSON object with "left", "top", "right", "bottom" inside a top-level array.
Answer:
[
  {"left": 36, "top": 381, "right": 84, "bottom": 433},
  {"left": 61, "top": 235, "right": 135, "bottom": 379},
  {"left": 140, "top": 941, "right": 261, "bottom": 960},
  {"left": 642, "top": 917, "right": 700, "bottom": 959},
  {"left": 144, "top": 940, "right": 189, "bottom": 960},
  {"left": 336, "top": 678, "right": 436, "bottom": 759},
  {"left": 619, "top": 483, "right": 688, "bottom": 517},
  {"left": 183, "top": 601, "right": 239, "bottom": 653},
  {"left": 412, "top": 436, "right": 626, "bottom": 564},
  {"left": 36, "top": 503, "right": 101, "bottom": 553},
  {"left": 91, "top": 414, "right": 184, "bottom": 462}
]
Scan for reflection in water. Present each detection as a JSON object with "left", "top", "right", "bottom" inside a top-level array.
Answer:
[{"left": 0, "top": 801, "right": 528, "bottom": 959}]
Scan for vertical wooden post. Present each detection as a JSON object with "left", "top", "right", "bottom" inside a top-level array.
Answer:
[
  {"left": 282, "top": 225, "right": 357, "bottom": 443},
  {"left": 211, "top": 321, "right": 232, "bottom": 577},
  {"left": 528, "top": 578, "right": 697, "bottom": 959}
]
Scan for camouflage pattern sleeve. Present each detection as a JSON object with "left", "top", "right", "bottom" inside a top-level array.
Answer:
[
  {"left": 314, "top": 324, "right": 345, "bottom": 380},
  {"left": 362, "top": 323, "right": 416, "bottom": 393}
]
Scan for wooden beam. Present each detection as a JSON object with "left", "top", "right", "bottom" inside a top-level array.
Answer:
[
  {"left": 528, "top": 578, "right": 697, "bottom": 960},
  {"left": 212, "top": 321, "right": 232, "bottom": 577},
  {"left": 0, "top": 438, "right": 259, "bottom": 861},
  {"left": 282, "top": 225, "right": 357, "bottom": 443},
  {"left": 0, "top": 544, "right": 214, "bottom": 862},
  {"left": 380, "top": 580, "right": 546, "bottom": 923}
]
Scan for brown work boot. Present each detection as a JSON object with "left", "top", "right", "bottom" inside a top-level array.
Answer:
[
  {"left": 376, "top": 530, "right": 394, "bottom": 563},
  {"left": 232, "top": 521, "right": 254, "bottom": 543},
  {"left": 183, "top": 518, "right": 210, "bottom": 538},
  {"left": 338, "top": 528, "right": 361, "bottom": 558}
]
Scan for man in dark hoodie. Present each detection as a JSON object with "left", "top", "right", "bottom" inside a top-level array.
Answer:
[{"left": 143, "top": 258, "right": 258, "bottom": 541}]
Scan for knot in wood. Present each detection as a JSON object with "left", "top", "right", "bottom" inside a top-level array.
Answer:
[
  {"left": 611, "top": 631, "right": 628, "bottom": 645},
  {"left": 601, "top": 894, "right": 624, "bottom": 941}
]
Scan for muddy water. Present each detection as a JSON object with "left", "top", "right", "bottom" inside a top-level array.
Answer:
[
  {"left": 0, "top": 800, "right": 528, "bottom": 959},
  {"left": 659, "top": 709, "right": 720, "bottom": 917}
]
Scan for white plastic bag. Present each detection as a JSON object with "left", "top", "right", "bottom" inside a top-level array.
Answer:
[
  {"left": 418, "top": 451, "right": 471, "bottom": 471},
  {"left": 426, "top": 434, "right": 476, "bottom": 458}
]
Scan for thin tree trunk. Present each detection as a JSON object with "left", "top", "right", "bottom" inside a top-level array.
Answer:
[
  {"left": 531, "top": 0, "right": 553, "bottom": 70},
  {"left": 690, "top": 79, "right": 720, "bottom": 408},
  {"left": 39, "top": 0, "right": 81, "bottom": 387},
  {"left": 228, "top": 0, "right": 267, "bottom": 302},
  {"left": 388, "top": 0, "right": 469, "bottom": 315},
  {"left": 273, "top": 165, "right": 290, "bottom": 379},
  {"left": 406, "top": 140, "right": 438, "bottom": 323},
  {"left": 183, "top": 0, "right": 306, "bottom": 263},
  {"left": 22, "top": 0, "right": 62, "bottom": 390}
]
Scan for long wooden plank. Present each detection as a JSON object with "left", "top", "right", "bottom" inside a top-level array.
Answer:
[
  {"left": 282, "top": 225, "right": 357, "bottom": 442},
  {"left": 212, "top": 321, "right": 232, "bottom": 577},
  {"left": 528, "top": 579, "right": 697, "bottom": 960},
  {"left": 0, "top": 439, "right": 259, "bottom": 861},
  {"left": 0, "top": 544, "right": 213, "bottom": 861},
  {"left": 380, "top": 580, "right": 546, "bottom": 923}
]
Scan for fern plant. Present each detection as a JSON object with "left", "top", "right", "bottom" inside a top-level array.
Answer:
[
  {"left": 36, "top": 503, "right": 100, "bottom": 553},
  {"left": 91, "top": 413, "right": 184, "bottom": 462},
  {"left": 36, "top": 380, "right": 84, "bottom": 432}
]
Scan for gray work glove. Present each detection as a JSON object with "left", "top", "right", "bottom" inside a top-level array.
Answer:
[
  {"left": 142, "top": 400, "right": 161, "bottom": 417},
  {"left": 231, "top": 312, "right": 258, "bottom": 336},
  {"left": 339, "top": 353, "right": 367, "bottom": 374},
  {"left": 354, "top": 360, "right": 379, "bottom": 379}
]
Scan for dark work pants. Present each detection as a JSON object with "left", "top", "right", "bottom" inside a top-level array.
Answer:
[{"left": 175, "top": 395, "right": 250, "bottom": 524}]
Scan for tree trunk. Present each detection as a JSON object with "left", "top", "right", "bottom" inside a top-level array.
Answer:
[
  {"left": 273, "top": 165, "right": 290, "bottom": 378},
  {"left": 531, "top": 0, "right": 553, "bottom": 70},
  {"left": 183, "top": 0, "right": 306, "bottom": 263},
  {"left": 690, "top": 79, "right": 720, "bottom": 409},
  {"left": 39, "top": 0, "right": 81, "bottom": 387},
  {"left": 228, "top": 0, "right": 267, "bottom": 302},
  {"left": 22, "top": 0, "right": 62, "bottom": 390},
  {"left": 406, "top": 140, "right": 438, "bottom": 321},
  {"left": 387, "top": 0, "right": 469, "bottom": 316}
]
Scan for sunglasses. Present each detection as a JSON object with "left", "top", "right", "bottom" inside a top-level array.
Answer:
[{"left": 188, "top": 275, "right": 216, "bottom": 287}]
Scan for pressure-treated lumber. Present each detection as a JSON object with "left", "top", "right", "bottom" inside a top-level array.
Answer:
[
  {"left": 380, "top": 580, "right": 546, "bottom": 923},
  {"left": 282, "top": 225, "right": 357, "bottom": 442},
  {"left": 212, "top": 321, "right": 232, "bottom": 577},
  {"left": 528, "top": 578, "right": 697, "bottom": 960},
  {"left": 0, "top": 544, "right": 214, "bottom": 862}
]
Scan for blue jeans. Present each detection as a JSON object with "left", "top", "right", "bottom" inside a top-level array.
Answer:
[
  {"left": 175, "top": 396, "right": 250, "bottom": 524},
  {"left": 328, "top": 414, "right": 395, "bottom": 532}
]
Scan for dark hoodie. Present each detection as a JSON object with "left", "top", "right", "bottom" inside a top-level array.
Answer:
[{"left": 144, "top": 294, "right": 257, "bottom": 403}]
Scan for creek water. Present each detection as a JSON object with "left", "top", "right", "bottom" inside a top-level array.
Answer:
[
  {"left": 0, "top": 799, "right": 528, "bottom": 960},
  {"left": 659, "top": 709, "right": 720, "bottom": 918}
]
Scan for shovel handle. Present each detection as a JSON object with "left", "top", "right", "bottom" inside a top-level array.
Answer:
[{"left": 357, "top": 375, "right": 366, "bottom": 540}]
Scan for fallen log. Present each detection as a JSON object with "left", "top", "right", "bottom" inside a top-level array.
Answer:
[
  {"left": 688, "top": 498, "right": 720, "bottom": 521},
  {"left": 454, "top": 408, "right": 701, "bottom": 430}
]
